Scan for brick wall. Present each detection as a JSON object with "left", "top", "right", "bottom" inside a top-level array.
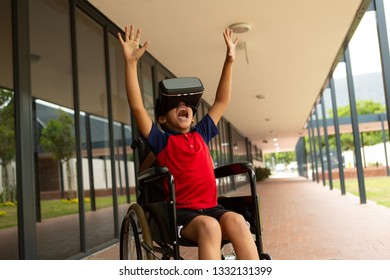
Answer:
[{"left": 317, "top": 166, "right": 389, "bottom": 180}]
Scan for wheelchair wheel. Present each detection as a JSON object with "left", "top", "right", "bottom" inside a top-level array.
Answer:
[
  {"left": 120, "top": 203, "right": 154, "bottom": 260},
  {"left": 221, "top": 233, "right": 261, "bottom": 260}
]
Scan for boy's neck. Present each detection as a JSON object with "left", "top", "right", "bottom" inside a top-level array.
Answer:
[{"left": 161, "top": 126, "right": 192, "bottom": 134}]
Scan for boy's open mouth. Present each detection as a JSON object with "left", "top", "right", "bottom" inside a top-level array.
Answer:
[{"left": 177, "top": 107, "right": 189, "bottom": 120}]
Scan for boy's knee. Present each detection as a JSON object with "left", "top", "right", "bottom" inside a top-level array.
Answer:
[
  {"left": 197, "top": 217, "right": 221, "bottom": 237},
  {"left": 222, "top": 212, "right": 249, "bottom": 232}
]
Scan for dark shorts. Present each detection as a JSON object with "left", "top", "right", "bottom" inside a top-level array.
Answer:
[{"left": 176, "top": 204, "right": 231, "bottom": 238}]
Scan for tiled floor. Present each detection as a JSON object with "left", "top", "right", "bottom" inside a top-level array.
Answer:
[{"left": 85, "top": 175, "right": 390, "bottom": 260}]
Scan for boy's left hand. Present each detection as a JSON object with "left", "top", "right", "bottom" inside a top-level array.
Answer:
[
  {"left": 118, "top": 25, "right": 149, "bottom": 62},
  {"left": 223, "top": 28, "right": 239, "bottom": 62}
]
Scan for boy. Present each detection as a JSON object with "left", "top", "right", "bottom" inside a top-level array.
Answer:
[{"left": 118, "top": 25, "right": 259, "bottom": 260}]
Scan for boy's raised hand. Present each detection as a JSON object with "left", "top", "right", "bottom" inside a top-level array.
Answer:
[
  {"left": 223, "top": 28, "right": 238, "bottom": 62},
  {"left": 118, "top": 25, "right": 149, "bottom": 62}
]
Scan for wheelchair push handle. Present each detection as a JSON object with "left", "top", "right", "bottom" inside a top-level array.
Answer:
[{"left": 214, "top": 161, "right": 253, "bottom": 178}]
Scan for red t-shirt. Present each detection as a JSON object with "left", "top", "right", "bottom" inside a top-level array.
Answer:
[{"left": 146, "top": 114, "right": 219, "bottom": 209}]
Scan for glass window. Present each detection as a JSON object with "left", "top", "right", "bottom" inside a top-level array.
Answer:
[
  {"left": 385, "top": 0, "right": 390, "bottom": 45},
  {"left": 141, "top": 57, "right": 155, "bottom": 121},
  {"left": 350, "top": 10, "right": 386, "bottom": 158},
  {"left": 30, "top": 0, "right": 80, "bottom": 260},
  {"left": 348, "top": 10, "right": 386, "bottom": 165},
  {"left": 331, "top": 62, "right": 359, "bottom": 189},
  {"left": 322, "top": 87, "right": 339, "bottom": 172},
  {"left": 108, "top": 33, "right": 134, "bottom": 219},
  {"left": 230, "top": 127, "right": 249, "bottom": 188},
  {"left": 76, "top": 8, "right": 115, "bottom": 250},
  {"left": 30, "top": 0, "right": 74, "bottom": 107},
  {"left": 349, "top": 11, "right": 385, "bottom": 107},
  {"left": 220, "top": 119, "right": 230, "bottom": 165},
  {"left": 314, "top": 102, "right": 326, "bottom": 183},
  {"left": 0, "top": 0, "right": 13, "bottom": 90},
  {"left": 0, "top": 0, "right": 17, "bottom": 260}
]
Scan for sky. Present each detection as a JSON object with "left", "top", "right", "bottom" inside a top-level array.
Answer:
[{"left": 333, "top": 10, "right": 385, "bottom": 78}]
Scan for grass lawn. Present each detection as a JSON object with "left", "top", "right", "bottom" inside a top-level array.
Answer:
[
  {"left": 0, "top": 194, "right": 134, "bottom": 230},
  {"left": 332, "top": 176, "right": 390, "bottom": 208}
]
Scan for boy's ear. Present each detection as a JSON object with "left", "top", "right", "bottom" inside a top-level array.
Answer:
[{"left": 158, "top": 115, "right": 167, "bottom": 125}]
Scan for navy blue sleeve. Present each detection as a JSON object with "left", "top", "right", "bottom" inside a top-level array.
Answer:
[
  {"left": 194, "top": 114, "right": 219, "bottom": 144},
  {"left": 141, "top": 123, "right": 168, "bottom": 155}
]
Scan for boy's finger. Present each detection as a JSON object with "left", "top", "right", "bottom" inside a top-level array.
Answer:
[
  {"left": 141, "top": 41, "right": 150, "bottom": 51},
  {"left": 118, "top": 32, "right": 124, "bottom": 44},
  {"left": 135, "top": 28, "right": 141, "bottom": 42},
  {"left": 124, "top": 26, "right": 129, "bottom": 41},
  {"left": 129, "top": 25, "right": 135, "bottom": 40}
]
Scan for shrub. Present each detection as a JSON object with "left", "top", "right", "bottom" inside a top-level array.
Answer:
[
  {"left": 255, "top": 167, "right": 271, "bottom": 182},
  {"left": 1, "top": 201, "right": 16, "bottom": 207}
]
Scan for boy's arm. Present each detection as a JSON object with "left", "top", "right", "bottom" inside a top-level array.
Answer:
[
  {"left": 118, "top": 25, "right": 152, "bottom": 139},
  {"left": 208, "top": 28, "right": 238, "bottom": 125}
]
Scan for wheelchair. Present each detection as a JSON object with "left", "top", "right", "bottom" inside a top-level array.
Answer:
[{"left": 119, "top": 77, "right": 271, "bottom": 260}]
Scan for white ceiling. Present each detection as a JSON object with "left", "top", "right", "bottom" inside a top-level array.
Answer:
[{"left": 88, "top": 0, "right": 369, "bottom": 154}]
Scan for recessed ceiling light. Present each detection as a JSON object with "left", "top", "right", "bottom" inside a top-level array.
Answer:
[
  {"left": 255, "top": 94, "right": 267, "bottom": 99},
  {"left": 229, "top": 22, "right": 252, "bottom": 33},
  {"left": 30, "top": 54, "right": 41, "bottom": 63}
]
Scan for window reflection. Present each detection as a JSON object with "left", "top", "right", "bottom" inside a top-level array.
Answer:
[
  {"left": 35, "top": 100, "right": 80, "bottom": 259},
  {"left": 346, "top": 9, "right": 389, "bottom": 193},
  {"left": 330, "top": 62, "right": 359, "bottom": 187},
  {"left": 349, "top": 11, "right": 385, "bottom": 106},
  {"left": 322, "top": 87, "right": 340, "bottom": 171},
  {"left": 76, "top": 8, "right": 116, "bottom": 249},
  {"left": 108, "top": 33, "right": 134, "bottom": 219},
  {"left": 30, "top": 0, "right": 79, "bottom": 259},
  {"left": 0, "top": 0, "right": 16, "bottom": 260},
  {"left": 141, "top": 58, "right": 156, "bottom": 121},
  {"left": 0, "top": 88, "right": 18, "bottom": 259}
]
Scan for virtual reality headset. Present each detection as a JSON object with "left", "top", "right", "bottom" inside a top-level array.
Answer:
[{"left": 155, "top": 77, "right": 204, "bottom": 118}]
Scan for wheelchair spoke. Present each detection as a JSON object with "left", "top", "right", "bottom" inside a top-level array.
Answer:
[
  {"left": 120, "top": 205, "right": 152, "bottom": 259},
  {"left": 221, "top": 242, "right": 237, "bottom": 260}
]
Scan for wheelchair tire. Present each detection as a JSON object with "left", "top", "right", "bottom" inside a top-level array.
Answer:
[{"left": 120, "top": 203, "right": 154, "bottom": 260}]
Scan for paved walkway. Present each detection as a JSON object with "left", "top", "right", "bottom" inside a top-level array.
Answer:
[{"left": 85, "top": 175, "right": 390, "bottom": 260}]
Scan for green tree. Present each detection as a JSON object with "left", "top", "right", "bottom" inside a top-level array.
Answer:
[
  {"left": 327, "top": 100, "right": 386, "bottom": 151},
  {"left": 264, "top": 151, "right": 296, "bottom": 168},
  {"left": 0, "top": 89, "right": 16, "bottom": 202},
  {"left": 40, "top": 110, "right": 76, "bottom": 200}
]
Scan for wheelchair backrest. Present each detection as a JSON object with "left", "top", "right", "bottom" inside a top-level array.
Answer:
[{"left": 132, "top": 137, "right": 166, "bottom": 205}]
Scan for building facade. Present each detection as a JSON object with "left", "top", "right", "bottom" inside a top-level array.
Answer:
[{"left": 0, "top": 0, "right": 263, "bottom": 259}]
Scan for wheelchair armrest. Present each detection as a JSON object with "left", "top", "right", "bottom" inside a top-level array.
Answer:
[
  {"left": 138, "top": 166, "right": 171, "bottom": 182},
  {"left": 214, "top": 161, "right": 253, "bottom": 179},
  {"left": 138, "top": 166, "right": 175, "bottom": 205}
]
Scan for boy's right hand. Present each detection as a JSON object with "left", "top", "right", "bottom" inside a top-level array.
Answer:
[{"left": 118, "top": 25, "right": 149, "bottom": 62}]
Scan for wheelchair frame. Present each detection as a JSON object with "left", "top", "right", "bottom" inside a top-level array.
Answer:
[{"left": 119, "top": 147, "right": 271, "bottom": 260}]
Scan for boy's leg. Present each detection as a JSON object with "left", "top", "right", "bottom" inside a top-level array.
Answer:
[
  {"left": 180, "top": 215, "right": 222, "bottom": 260},
  {"left": 219, "top": 212, "right": 260, "bottom": 260}
]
